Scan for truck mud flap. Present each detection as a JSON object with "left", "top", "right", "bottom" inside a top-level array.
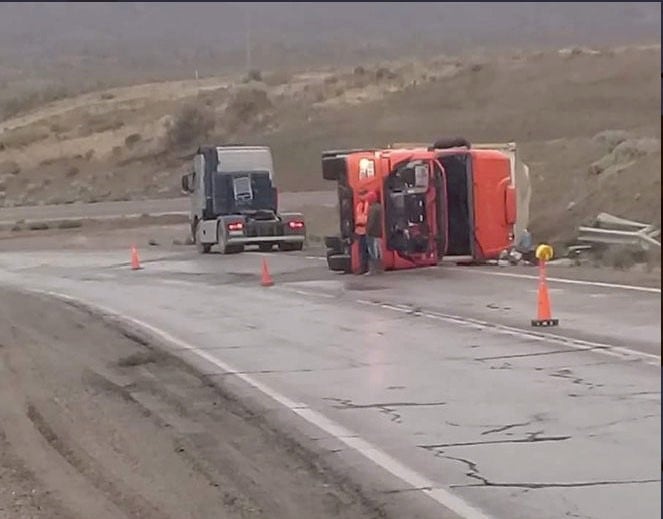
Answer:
[{"left": 327, "top": 253, "right": 351, "bottom": 273}]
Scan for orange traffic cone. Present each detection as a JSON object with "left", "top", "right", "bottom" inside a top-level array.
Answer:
[
  {"left": 130, "top": 245, "right": 142, "bottom": 271},
  {"left": 531, "top": 259, "right": 558, "bottom": 327},
  {"left": 260, "top": 258, "right": 274, "bottom": 287}
]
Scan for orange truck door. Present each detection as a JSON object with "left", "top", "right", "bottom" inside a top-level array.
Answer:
[{"left": 471, "top": 150, "right": 517, "bottom": 260}]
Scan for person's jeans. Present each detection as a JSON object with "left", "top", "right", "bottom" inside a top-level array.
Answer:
[
  {"left": 357, "top": 234, "right": 368, "bottom": 273},
  {"left": 367, "top": 236, "right": 381, "bottom": 262}
]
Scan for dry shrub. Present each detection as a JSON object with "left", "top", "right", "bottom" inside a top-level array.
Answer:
[
  {"left": 166, "top": 105, "right": 215, "bottom": 149},
  {"left": 225, "top": 87, "right": 272, "bottom": 130},
  {"left": 598, "top": 245, "right": 647, "bottom": 270},
  {"left": 80, "top": 115, "right": 124, "bottom": 136},
  {"left": 1, "top": 85, "right": 70, "bottom": 119},
  {"left": 57, "top": 220, "right": 83, "bottom": 229},
  {"left": 197, "top": 86, "right": 229, "bottom": 107},
  {"left": 263, "top": 70, "right": 292, "bottom": 86},
  {"left": 28, "top": 222, "right": 50, "bottom": 231},
  {"left": 375, "top": 66, "right": 397, "bottom": 80},
  {"left": 125, "top": 133, "right": 142, "bottom": 147},
  {"left": 0, "top": 125, "right": 50, "bottom": 149},
  {"left": 243, "top": 69, "right": 263, "bottom": 83},
  {"left": 0, "top": 160, "right": 21, "bottom": 176}
]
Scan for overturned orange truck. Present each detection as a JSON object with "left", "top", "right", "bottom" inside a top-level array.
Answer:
[{"left": 322, "top": 138, "right": 530, "bottom": 273}]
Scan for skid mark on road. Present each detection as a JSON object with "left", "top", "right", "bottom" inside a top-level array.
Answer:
[{"left": 29, "top": 288, "right": 497, "bottom": 519}]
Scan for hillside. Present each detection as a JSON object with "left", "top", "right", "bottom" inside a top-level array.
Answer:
[
  {"left": 0, "top": 43, "right": 660, "bottom": 245},
  {"left": 0, "top": 3, "right": 658, "bottom": 115}
]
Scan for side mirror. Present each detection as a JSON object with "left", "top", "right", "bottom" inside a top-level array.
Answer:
[{"left": 181, "top": 174, "right": 191, "bottom": 194}]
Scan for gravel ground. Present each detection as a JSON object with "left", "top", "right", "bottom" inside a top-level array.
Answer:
[{"left": 0, "top": 289, "right": 389, "bottom": 519}]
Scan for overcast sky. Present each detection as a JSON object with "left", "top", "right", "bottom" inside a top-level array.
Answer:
[{"left": 0, "top": 2, "right": 658, "bottom": 57}]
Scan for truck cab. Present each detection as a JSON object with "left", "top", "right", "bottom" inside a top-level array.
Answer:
[
  {"left": 322, "top": 139, "right": 519, "bottom": 273},
  {"left": 322, "top": 148, "right": 443, "bottom": 273},
  {"left": 181, "top": 145, "right": 306, "bottom": 254}
]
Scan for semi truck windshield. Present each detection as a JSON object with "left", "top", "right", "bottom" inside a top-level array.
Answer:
[{"left": 212, "top": 171, "right": 276, "bottom": 215}]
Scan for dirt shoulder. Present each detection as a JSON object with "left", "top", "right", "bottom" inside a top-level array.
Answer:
[{"left": 0, "top": 289, "right": 392, "bottom": 519}]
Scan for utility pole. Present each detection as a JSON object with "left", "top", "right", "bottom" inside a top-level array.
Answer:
[{"left": 245, "top": 6, "right": 252, "bottom": 72}]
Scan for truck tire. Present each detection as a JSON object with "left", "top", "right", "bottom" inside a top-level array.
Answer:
[
  {"left": 195, "top": 221, "right": 211, "bottom": 254},
  {"left": 278, "top": 242, "right": 304, "bottom": 252},
  {"left": 324, "top": 236, "right": 344, "bottom": 253},
  {"left": 217, "top": 226, "right": 244, "bottom": 254},
  {"left": 327, "top": 254, "right": 351, "bottom": 273},
  {"left": 432, "top": 137, "right": 471, "bottom": 149}
]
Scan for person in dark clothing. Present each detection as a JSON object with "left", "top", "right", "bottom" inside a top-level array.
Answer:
[{"left": 365, "top": 192, "right": 383, "bottom": 274}]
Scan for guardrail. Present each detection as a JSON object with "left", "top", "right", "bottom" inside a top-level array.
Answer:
[{"left": 577, "top": 213, "right": 661, "bottom": 249}]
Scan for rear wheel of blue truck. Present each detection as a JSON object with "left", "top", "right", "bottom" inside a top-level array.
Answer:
[
  {"left": 217, "top": 226, "right": 244, "bottom": 254},
  {"left": 194, "top": 220, "right": 211, "bottom": 254}
]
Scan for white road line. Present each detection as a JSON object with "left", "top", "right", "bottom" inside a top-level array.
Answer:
[
  {"left": 358, "top": 300, "right": 660, "bottom": 367},
  {"left": 28, "top": 288, "right": 496, "bottom": 519},
  {"left": 446, "top": 267, "right": 661, "bottom": 294},
  {"left": 286, "top": 288, "right": 659, "bottom": 366},
  {"left": 301, "top": 255, "right": 661, "bottom": 293}
]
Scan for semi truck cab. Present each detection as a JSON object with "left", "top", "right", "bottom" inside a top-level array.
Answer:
[
  {"left": 181, "top": 145, "right": 306, "bottom": 254},
  {"left": 322, "top": 148, "right": 443, "bottom": 273},
  {"left": 322, "top": 139, "right": 519, "bottom": 273}
]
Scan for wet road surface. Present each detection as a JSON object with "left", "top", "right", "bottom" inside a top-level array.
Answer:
[{"left": 0, "top": 247, "right": 659, "bottom": 519}]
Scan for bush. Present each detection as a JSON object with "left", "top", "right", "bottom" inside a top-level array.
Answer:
[
  {"left": 263, "top": 71, "right": 291, "bottom": 86},
  {"left": 166, "top": 105, "right": 215, "bottom": 149},
  {"left": 0, "top": 160, "right": 21, "bottom": 176},
  {"left": 244, "top": 69, "right": 263, "bottom": 82},
  {"left": 125, "top": 133, "right": 142, "bottom": 147},
  {"left": 226, "top": 88, "right": 272, "bottom": 122},
  {"left": 2, "top": 85, "right": 70, "bottom": 119},
  {"left": 599, "top": 245, "right": 645, "bottom": 270},
  {"left": 28, "top": 222, "right": 50, "bottom": 231},
  {"left": 57, "top": 220, "right": 83, "bottom": 229}
]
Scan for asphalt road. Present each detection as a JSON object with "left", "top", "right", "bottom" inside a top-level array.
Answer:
[
  {"left": 0, "top": 191, "right": 338, "bottom": 225},
  {"left": 0, "top": 246, "right": 659, "bottom": 519}
]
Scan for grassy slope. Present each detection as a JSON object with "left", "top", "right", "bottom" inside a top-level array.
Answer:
[{"left": 0, "top": 44, "right": 660, "bottom": 245}]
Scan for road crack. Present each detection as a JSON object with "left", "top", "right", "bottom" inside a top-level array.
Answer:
[
  {"left": 431, "top": 450, "right": 659, "bottom": 491},
  {"left": 420, "top": 431, "right": 570, "bottom": 449},
  {"left": 324, "top": 398, "right": 447, "bottom": 424}
]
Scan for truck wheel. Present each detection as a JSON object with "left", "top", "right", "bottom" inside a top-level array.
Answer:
[
  {"left": 217, "top": 227, "right": 244, "bottom": 254},
  {"left": 195, "top": 222, "right": 211, "bottom": 254},
  {"left": 327, "top": 254, "right": 351, "bottom": 273},
  {"left": 217, "top": 226, "right": 230, "bottom": 255}
]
